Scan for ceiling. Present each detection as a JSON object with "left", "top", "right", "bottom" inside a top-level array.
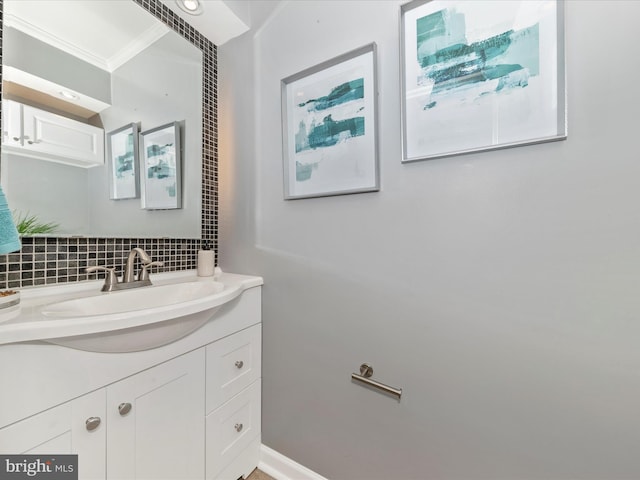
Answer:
[
  {"left": 4, "top": 1, "right": 169, "bottom": 72},
  {"left": 2, "top": 0, "right": 252, "bottom": 115},
  {"left": 159, "top": 0, "right": 250, "bottom": 45},
  {"left": 4, "top": 0, "right": 252, "bottom": 74}
]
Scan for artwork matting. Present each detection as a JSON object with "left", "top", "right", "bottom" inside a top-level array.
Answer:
[
  {"left": 400, "top": 0, "right": 566, "bottom": 162},
  {"left": 281, "top": 43, "right": 379, "bottom": 200},
  {"left": 140, "top": 122, "right": 182, "bottom": 210}
]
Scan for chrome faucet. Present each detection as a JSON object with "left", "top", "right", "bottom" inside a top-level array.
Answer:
[{"left": 86, "top": 248, "right": 164, "bottom": 292}]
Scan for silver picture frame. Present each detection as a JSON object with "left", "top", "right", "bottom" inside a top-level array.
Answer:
[
  {"left": 400, "top": 0, "right": 567, "bottom": 162},
  {"left": 140, "top": 122, "right": 182, "bottom": 210},
  {"left": 281, "top": 43, "right": 380, "bottom": 199},
  {"left": 107, "top": 123, "right": 140, "bottom": 200}
]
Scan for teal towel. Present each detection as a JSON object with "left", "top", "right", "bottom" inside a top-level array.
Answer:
[{"left": 0, "top": 186, "right": 21, "bottom": 254}]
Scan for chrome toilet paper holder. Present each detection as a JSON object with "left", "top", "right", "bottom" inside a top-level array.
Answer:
[{"left": 351, "top": 363, "right": 402, "bottom": 399}]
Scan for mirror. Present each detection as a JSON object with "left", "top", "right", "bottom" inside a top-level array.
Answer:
[{"left": 1, "top": 0, "right": 203, "bottom": 238}]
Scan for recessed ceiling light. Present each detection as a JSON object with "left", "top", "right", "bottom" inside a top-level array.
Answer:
[
  {"left": 175, "top": 0, "right": 203, "bottom": 15},
  {"left": 59, "top": 90, "right": 79, "bottom": 101}
]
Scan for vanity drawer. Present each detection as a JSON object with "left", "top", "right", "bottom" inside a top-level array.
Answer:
[
  {"left": 206, "top": 323, "right": 261, "bottom": 413},
  {"left": 205, "top": 380, "right": 261, "bottom": 480}
]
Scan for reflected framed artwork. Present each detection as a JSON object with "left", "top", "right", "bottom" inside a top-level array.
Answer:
[
  {"left": 107, "top": 123, "right": 140, "bottom": 200},
  {"left": 140, "top": 122, "right": 182, "bottom": 210},
  {"left": 401, "top": 0, "right": 566, "bottom": 162},
  {"left": 281, "top": 43, "right": 379, "bottom": 199}
]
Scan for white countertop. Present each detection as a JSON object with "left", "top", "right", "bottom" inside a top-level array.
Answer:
[{"left": 0, "top": 269, "right": 263, "bottom": 346}]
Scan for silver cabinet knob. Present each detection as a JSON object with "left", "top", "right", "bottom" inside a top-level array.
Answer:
[
  {"left": 235, "top": 361, "right": 244, "bottom": 369},
  {"left": 85, "top": 417, "right": 101, "bottom": 431},
  {"left": 118, "top": 402, "right": 132, "bottom": 416},
  {"left": 234, "top": 423, "right": 243, "bottom": 433},
  {"left": 12, "top": 137, "right": 19, "bottom": 141}
]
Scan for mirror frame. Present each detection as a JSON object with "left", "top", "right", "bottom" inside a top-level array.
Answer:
[{"left": 0, "top": 0, "right": 218, "bottom": 289}]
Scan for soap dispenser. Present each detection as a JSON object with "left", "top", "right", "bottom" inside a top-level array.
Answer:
[{"left": 197, "top": 242, "right": 215, "bottom": 277}]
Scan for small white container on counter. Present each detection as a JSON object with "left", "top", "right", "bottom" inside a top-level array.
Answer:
[{"left": 197, "top": 243, "right": 215, "bottom": 277}]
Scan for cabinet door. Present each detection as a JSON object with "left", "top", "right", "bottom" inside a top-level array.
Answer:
[
  {"left": 2, "top": 99, "right": 23, "bottom": 147},
  {"left": 22, "top": 104, "right": 104, "bottom": 167},
  {"left": 0, "top": 389, "right": 106, "bottom": 480},
  {"left": 106, "top": 349, "right": 205, "bottom": 480}
]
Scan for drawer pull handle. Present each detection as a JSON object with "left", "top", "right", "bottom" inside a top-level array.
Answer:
[
  {"left": 235, "top": 360, "right": 244, "bottom": 369},
  {"left": 85, "top": 417, "right": 101, "bottom": 431},
  {"left": 234, "top": 423, "right": 243, "bottom": 433},
  {"left": 118, "top": 402, "right": 132, "bottom": 416}
]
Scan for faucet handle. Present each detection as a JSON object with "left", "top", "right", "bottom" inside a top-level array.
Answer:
[
  {"left": 86, "top": 266, "right": 119, "bottom": 292},
  {"left": 138, "top": 261, "right": 164, "bottom": 281}
]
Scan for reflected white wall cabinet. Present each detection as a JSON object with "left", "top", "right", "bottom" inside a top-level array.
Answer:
[
  {"left": 2, "top": 99, "right": 104, "bottom": 168},
  {"left": 2, "top": 98, "right": 22, "bottom": 148}
]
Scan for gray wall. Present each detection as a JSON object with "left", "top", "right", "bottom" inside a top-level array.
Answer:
[
  {"left": 2, "top": 153, "right": 89, "bottom": 234},
  {"left": 219, "top": 1, "right": 640, "bottom": 479},
  {"left": 4, "top": 27, "right": 111, "bottom": 105}
]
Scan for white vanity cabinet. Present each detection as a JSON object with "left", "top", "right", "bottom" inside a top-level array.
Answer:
[
  {"left": 0, "top": 350, "right": 206, "bottom": 480},
  {"left": 0, "top": 350, "right": 208, "bottom": 480},
  {"left": 0, "top": 389, "right": 106, "bottom": 480},
  {"left": 1, "top": 99, "right": 104, "bottom": 167},
  {"left": 106, "top": 349, "right": 205, "bottom": 480},
  {"left": 206, "top": 324, "right": 262, "bottom": 480},
  {"left": 0, "top": 281, "right": 262, "bottom": 480}
]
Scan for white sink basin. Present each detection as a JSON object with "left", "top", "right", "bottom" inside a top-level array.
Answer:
[
  {"left": 41, "top": 280, "right": 238, "bottom": 353},
  {"left": 0, "top": 272, "right": 262, "bottom": 354},
  {"left": 41, "top": 281, "right": 225, "bottom": 318}
]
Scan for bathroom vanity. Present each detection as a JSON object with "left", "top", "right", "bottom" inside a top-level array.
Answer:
[{"left": 0, "top": 271, "right": 262, "bottom": 480}]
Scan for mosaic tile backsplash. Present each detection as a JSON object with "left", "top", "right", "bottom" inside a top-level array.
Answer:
[
  {"left": 0, "top": 0, "right": 217, "bottom": 290},
  {"left": 0, "top": 238, "right": 202, "bottom": 289}
]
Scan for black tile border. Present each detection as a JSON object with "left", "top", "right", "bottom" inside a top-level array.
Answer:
[{"left": 0, "top": 0, "right": 217, "bottom": 289}]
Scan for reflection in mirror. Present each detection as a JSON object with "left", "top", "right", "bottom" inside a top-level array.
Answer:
[{"left": 1, "top": 0, "right": 202, "bottom": 238}]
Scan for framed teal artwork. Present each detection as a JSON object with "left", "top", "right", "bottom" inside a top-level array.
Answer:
[
  {"left": 281, "top": 43, "right": 380, "bottom": 200},
  {"left": 140, "top": 122, "right": 182, "bottom": 210},
  {"left": 107, "top": 123, "right": 140, "bottom": 200},
  {"left": 401, "top": 0, "right": 566, "bottom": 162}
]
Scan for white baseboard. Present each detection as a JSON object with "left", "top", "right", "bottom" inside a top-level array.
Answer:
[{"left": 258, "top": 444, "right": 328, "bottom": 480}]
